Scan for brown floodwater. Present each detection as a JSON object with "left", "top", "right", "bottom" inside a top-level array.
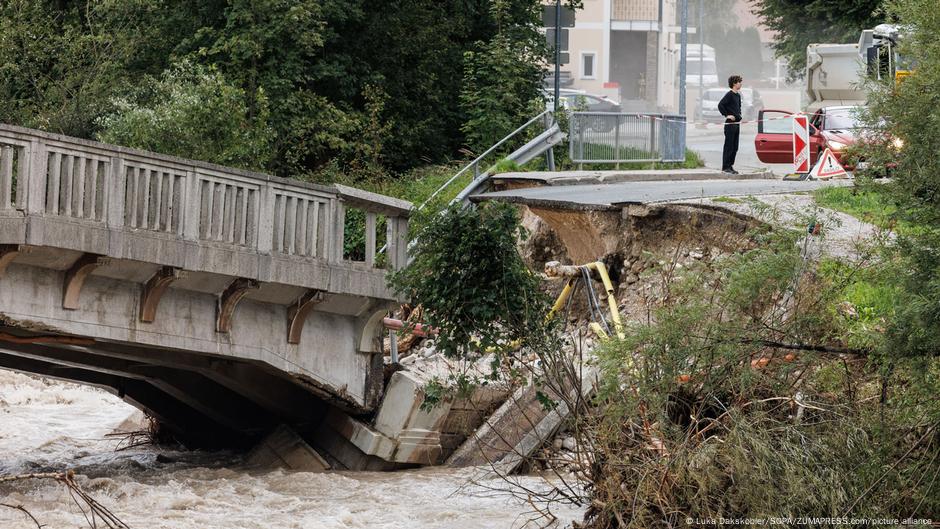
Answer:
[{"left": 0, "top": 371, "right": 583, "bottom": 529}]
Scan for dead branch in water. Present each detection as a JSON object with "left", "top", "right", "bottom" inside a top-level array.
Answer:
[
  {"left": 105, "top": 429, "right": 155, "bottom": 451},
  {"left": 0, "top": 470, "right": 129, "bottom": 528},
  {"left": 0, "top": 502, "right": 41, "bottom": 528}
]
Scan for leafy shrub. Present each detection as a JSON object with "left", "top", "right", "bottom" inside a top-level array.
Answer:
[
  {"left": 97, "top": 61, "right": 273, "bottom": 171},
  {"left": 389, "top": 201, "right": 550, "bottom": 360}
]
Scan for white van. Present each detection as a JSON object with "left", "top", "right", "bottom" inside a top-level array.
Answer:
[
  {"left": 686, "top": 44, "right": 718, "bottom": 86},
  {"left": 686, "top": 56, "right": 719, "bottom": 87}
]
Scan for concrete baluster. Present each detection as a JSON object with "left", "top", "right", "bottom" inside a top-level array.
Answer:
[
  {"left": 285, "top": 196, "right": 297, "bottom": 255},
  {"left": 0, "top": 145, "right": 13, "bottom": 210},
  {"left": 182, "top": 170, "right": 200, "bottom": 241},
  {"left": 385, "top": 216, "right": 397, "bottom": 269},
  {"left": 107, "top": 157, "right": 126, "bottom": 229},
  {"left": 75, "top": 157, "right": 86, "bottom": 219},
  {"left": 364, "top": 211, "right": 376, "bottom": 267},
  {"left": 24, "top": 140, "right": 47, "bottom": 215},
  {"left": 297, "top": 199, "right": 309, "bottom": 257},
  {"left": 47, "top": 152, "right": 61, "bottom": 215},
  {"left": 397, "top": 217, "right": 408, "bottom": 269},
  {"left": 256, "top": 183, "right": 274, "bottom": 254},
  {"left": 330, "top": 200, "right": 345, "bottom": 263},
  {"left": 311, "top": 200, "right": 321, "bottom": 258}
]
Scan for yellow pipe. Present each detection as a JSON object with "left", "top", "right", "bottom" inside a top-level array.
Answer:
[
  {"left": 588, "top": 322, "right": 608, "bottom": 341},
  {"left": 548, "top": 277, "right": 578, "bottom": 320},
  {"left": 487, "top": 260, "right": 628, "bottom": 350},
  {"left": 586, "top": 262, "right": 625, "bottom": 340}
]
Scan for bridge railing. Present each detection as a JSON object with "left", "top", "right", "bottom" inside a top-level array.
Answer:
[{"left": 0, "top": 124, "right": 411, "bottom": 271}]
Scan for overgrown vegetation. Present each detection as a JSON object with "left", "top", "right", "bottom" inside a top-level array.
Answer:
[
  {"left": 858, "top": 0, "right": 940, "bottom": 360},
  {"left": 0, "top": 0, "right": 554, "bottom": 177},
  {"left": 97, "top": 61, "right": 274, "bottom": 170},
  {"left": 389, "top": 202, "right": 550, "bottom": 360},
  {"left": 576, "top": 217, "right": 940, "bottom": 525},
  {"left": 813, "top": 185, "right": 898, "bottom": 229}
]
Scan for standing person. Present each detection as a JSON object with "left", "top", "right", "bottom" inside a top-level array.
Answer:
[{"left": 718, "top": 75, "right": 743, "bottom": 174}]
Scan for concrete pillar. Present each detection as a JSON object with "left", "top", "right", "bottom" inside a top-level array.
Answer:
[
  {"left": 25, "top": 139, "right": 47, "bottom": 216},
  {"left": 646, "top": 31, "right": 659, "bottom": 106}
]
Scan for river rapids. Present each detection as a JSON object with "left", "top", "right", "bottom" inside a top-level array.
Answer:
[{"left": 0, "top": 370, "right": 583, "bottom": 528}]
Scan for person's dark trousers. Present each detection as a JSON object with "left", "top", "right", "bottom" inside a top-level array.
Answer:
[{"left": 722, "top": 122, "right": 740, "bottom": 171}]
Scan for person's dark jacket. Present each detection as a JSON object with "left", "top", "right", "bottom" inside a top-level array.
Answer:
[{"left": 717, "top": 90, "right": 742, "bottom": 123}]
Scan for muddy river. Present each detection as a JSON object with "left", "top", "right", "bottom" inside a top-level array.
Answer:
[{"left": 0, "top": 371, "right": 583, "bottom": 528}]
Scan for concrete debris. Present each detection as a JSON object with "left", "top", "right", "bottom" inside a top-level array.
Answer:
[
  {"left": 562, "top": 436, "right": 578, "bottom": 451},
  {"left": 247, "top": 425, "right": 330, "bottom": 472}
]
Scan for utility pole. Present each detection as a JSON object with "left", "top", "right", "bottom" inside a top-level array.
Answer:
[
  {"left": 678, "top": 0, "right": 688, "bottom": 117},
  {"left": 554, "top": 0, "right": 562, "bottom": 111},
  {"left": 698, "top": 0, "right": 703, "bottom": 122}
]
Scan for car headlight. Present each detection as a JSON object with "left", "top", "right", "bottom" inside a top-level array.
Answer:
[
  {"left": 892, "top": 137, "right": 904, "bottom": 150},
  {"left": 827, "top": 140, "right": 847, "bottom": 151}
]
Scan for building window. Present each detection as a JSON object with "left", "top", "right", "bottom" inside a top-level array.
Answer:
[{"left": 581, "top": 52, "right": 596, "bottom": 79}]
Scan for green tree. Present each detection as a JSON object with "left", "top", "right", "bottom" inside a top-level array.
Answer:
[
  {"left": 0, "top": 0, "right": 561, "bottom": 176},
  {"left": 389, "top": 202, "right": 550, "bottom": 360},
  {"left": 861, "top": 0, "right": 940, "bottom": 359},
  {"left": 752, "top": 0, "right": 885, "bottom": 75},
  {"left": 459, "top": 0, "right": 546, "bottom": 153},
  {"left": 97, "top": 61, "right": 274, "bottom": 171},
  {"left": 0, "top": 0, "right": 120, "bottom": 136}
]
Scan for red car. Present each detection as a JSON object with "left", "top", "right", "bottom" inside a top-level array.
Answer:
[{"left": 755, "top": 105, "right": 861, "bottom": 169}]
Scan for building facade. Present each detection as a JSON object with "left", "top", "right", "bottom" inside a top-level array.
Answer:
[{"left": 559, "top": 0, "right": 680, "bottom": 111}]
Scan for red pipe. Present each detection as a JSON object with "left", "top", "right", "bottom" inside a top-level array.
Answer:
[{"left": 383, "top": 317, "right": 438, "bottom": 337}]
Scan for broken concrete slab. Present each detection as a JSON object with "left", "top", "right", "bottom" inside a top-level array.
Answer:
[
  {"left": 447, "top": 367, "right": 597, "bottom": 474},
  {"left": 247, "top": 424, "right": 330, "bottom": 472}
]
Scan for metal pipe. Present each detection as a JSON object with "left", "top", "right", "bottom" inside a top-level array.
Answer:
[
  {"left": 382, "top": 317, "right": 438, "bottom": 337},
  {"left": 389, "top": 329, "right": 399, "bottom": 363},
  {"left": 698, "top": 0, "right": 703, "bottom": 122},
  {"left": 554, "top": 0, "right": 562, "bottom": 112},
  {"left": 679, "top": 0, "right": 688, "bottom": 117},
  {"left": 544, "top": 260, "right": 625, "bottom": 340}
]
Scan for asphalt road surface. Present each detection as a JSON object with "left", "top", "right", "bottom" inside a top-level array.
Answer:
[
  {"left": 685, "top": 121, "right": 796, "bottom": 175},
  {"left": 477, "top": 178, "right": 851, "bottom": 208}
]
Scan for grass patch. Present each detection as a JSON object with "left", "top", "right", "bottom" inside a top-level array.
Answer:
[
  {"left": 711, "top": 195, "right": 743, "bottom": 204},
  {"left": 308, "top": 162, "right": 468, "bottom": 212},
  {"left": 813, "top": 184, "right": 898, "bottom": 229},
  {"left": 573, "top": 145, "right": 705, "bottom": 170},
  {"left": 488, "top": 158, "right": 521, "bottom": 174}
]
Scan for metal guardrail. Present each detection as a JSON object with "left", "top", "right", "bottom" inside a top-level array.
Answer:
[
  {"left": 569, "top": 112, "right": 686, "bottom": 167},
  {"left": 0, "top": 123, "right": 411, "bottom": 270},
  {"left": 418, "top": 110, "right": 558, "bottom": 212}
]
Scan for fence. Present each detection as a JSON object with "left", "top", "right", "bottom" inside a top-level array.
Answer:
[
  {"left": 568, "top": 112, "right": 686, "bottom": 167},
  {"left": 0, "top": 123, "right": 410, "bottom": 271}
]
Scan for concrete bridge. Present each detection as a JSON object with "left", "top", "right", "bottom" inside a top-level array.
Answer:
[{"left": 0, "top": 123, "right": 412, "bottom": 452}]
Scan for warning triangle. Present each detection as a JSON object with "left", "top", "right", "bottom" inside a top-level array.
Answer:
[{"left": 809, "top": 148, "right": 848, "bottom": 180}]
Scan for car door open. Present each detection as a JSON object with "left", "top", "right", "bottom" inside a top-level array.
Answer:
[
  {"left": 755, "top": 110, "right": 824, "bottom": 165},
  {"left": 755, "top": 110, "right": 795, "bottom": 163}
]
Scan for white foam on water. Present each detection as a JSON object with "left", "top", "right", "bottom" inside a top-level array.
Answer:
[{"left": 0, "top": 372, "right": 584, "bottom": 528}]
